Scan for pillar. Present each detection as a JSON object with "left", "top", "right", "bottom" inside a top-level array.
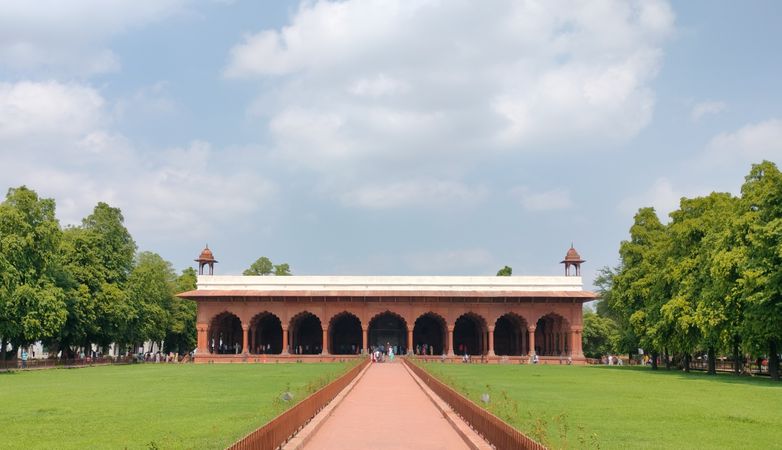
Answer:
[
  {"left": 197, "top": 324, "right": 208, "bottom": 355},
  {"left": 362, "top": 327, "right": 368, "bottom": 354},
  {"left": 528, "top": 326, "right": 536, "bottom": 356},
  {"left": 407, "top": 328, "right": 413, "bottom": 355},
  {"left": 573, "top": 327, "right": 584, "bottom": 357},
  {"left": 282, "top": 327, "right": 289, "bottom": 354},
  {"left": 322, "top": 328, "right": 329, "bottom": 355},
  {"left": 488, "top": 326, "right": 495, "bottom": 356},
  {"left": 242, "top": 325, "right": 249, "bottom": 354},
  {"left": 447, "top": 326, "right": 455, "bottom": 356}
]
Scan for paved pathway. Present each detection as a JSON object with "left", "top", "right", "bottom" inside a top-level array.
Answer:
[{"left": 301, "top": 362, "right": 472, "bottom": 450}]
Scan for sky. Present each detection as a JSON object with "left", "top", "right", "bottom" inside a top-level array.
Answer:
[{"left": 1, "top": 0, "right": 780, "bottom": 287}]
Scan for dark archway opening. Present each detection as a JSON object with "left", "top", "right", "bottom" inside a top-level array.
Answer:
[
  {"left": 454, "top": 313, "right": 487, "bottom": 356},
  {"left": 494, "top": 314, "right": 528, "bottom": 356},
  {"left": 368, "top": 312, "right": 407, "bottom": 354},
  {"left": 413, "top": 313, "right": 445, "bottom": 355},
  {"left": 290, "top": 312, "right": 322, "bottom": 354},
  {"left": 250, "top": 313, "right": 282, "bottom": 354},
  {"left": 208, "top": 312, "right": 243, "bottom": 354},
  {"left": 535, "top": 313, "right": 570, "bottom": 356},
  {"left": 329, "top": 312, "right": 362, "bottom": 355}
]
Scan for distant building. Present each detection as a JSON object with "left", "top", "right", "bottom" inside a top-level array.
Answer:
[{"left": 179, "top": 246, "right": 595, "bottom": 363}]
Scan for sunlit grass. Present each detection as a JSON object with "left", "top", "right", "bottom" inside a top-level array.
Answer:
[
  {"left": 418, "top": 362, "right": 782, "bottom": 449},
  {"left": 0, "top": 362, "right": 352, "bottom": 449}
]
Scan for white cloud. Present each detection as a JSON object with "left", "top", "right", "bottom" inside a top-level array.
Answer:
[
  {"left": 341, "top": 179, "right": 487, "bottom": 209},
  {"left": 512, "top": 187, "right": 573, "bottom": 211},
  {"left": 404, "top": 248, "right": 494, "bottom": 274},
  {"left": 619, "top": 178, "right": 710, "bottom": 220},
  {"left": 704, "top": 119, "right": 782, "bottom": 167},
  {"left": 691, "top": 100, "right": 726, "bottom": 121},
  {"left": 226, "top": 0, "right": 675, "bottom": 188},
  {"left": 0, "top": 81, "right": 105, "bottom": 139},
  {"left": 0, "top": 80, "right": 276, "bottom": 236},
  {"left": 0, "top": 0, "right": 187, "bottom": 74}
]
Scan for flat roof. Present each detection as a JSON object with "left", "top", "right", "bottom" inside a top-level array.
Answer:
[{"left": 178, "top": 275, "right": 596, "bottom": 300}]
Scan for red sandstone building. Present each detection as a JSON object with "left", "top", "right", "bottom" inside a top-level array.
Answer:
[{"left": 179, "top": 247, "right": 595, "bottom": 363}]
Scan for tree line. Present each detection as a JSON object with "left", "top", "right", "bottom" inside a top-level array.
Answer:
[
  {"left": 585, "top": 161, "right": 782, "bottom": 380},
  {"left": 0, "top": 186, "right": 198, "bottom": 360}
]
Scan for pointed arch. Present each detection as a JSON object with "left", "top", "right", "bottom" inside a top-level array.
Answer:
[
  {"left": 413, "top": 312, "right": 447, "bottom": 355},
  {"left": 454, "top": 312, "right": 488, "bottom": 356},
  {"left": 248, "top": 311, "right": 283, "bottom": 354},
  {"left": 207, "top": 311, "right": 243, "bottom": 354},
  {"left": 535, "top": 312, "right": 571, "bottom": 356},
  {"left": 289, "top": 311, "right": 323, "bottom": 355},
  {"left": 367, "top": 310, "right": 408, "bottom": 354},
  {"left": 494, "top": 312, "right": 529, "bottom": 356},
  {"left": 328, "top": 311, "right": 362, "bottom": 355}
]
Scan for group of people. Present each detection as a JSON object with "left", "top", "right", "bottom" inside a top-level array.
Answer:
[
  {"left": 139, "top": 351, "right": 183, "bottom": 363},
  {"left": 415, "top": 343, "right": 436, "bottom": 355},
  {"left": 602, "top": 354, "right": 624, "bottom": 365},
  {"left": 370, "top": 343, "right": 395, "bottom": 362}
]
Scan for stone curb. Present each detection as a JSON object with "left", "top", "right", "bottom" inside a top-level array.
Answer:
[
  {"left": 402, "top": 361, "right": 494, "bottom": 450},
  {"left": 283, "top": 360, "right": 372, "bottom": 449}
]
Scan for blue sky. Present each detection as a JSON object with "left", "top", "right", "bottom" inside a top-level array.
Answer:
[{"left": 1, "top": 1, "right": 780, "bottom": 287}]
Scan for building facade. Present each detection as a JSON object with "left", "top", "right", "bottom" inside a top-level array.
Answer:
[{"left": 178, "top": 247, "right": 595, "bottom": 363}]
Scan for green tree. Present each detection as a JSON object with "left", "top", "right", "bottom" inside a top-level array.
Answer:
[
  {"left": 738, "top": 161, "right": 782, "bottom": 381},
  {"left": 126, "top": 252, "right": 176, "bottom": 351},
  {"left": 582, "top": 310, "right": 619, "bottom": 359},
  {"left": 165, "top": 267, "right": 197, "bottom": 354},
  {"left": 244, "top": 257, "right": 273, "bottom": 276},
  {"left": 56, "top": 203, "right": 137, "bottom": 355},
  {"left": 496, "top": 266, "right": 512, "bottom": 276},
  {"left": 613, "top": 207, "right": 668, "bottom": 368},
  {"left": 0, "top": 187, "right": 67, "bottom": 358},
  {"left": 273, "top": 263, "right": 292, "bottom": 276}
]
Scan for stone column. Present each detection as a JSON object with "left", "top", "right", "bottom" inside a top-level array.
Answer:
[
  {"left": 407, "top": 328, "right": 413, "bottom": 355},
  {"left": 362, "top": 327, "right": 368, "bottom": 354},
  {"left": 196, "top": 324, "right": 208, "bottom": 355},
  {"left": 282, "top": 327, "right": 289, "bottom": 354},
  {"left": 487, "top": 326, "right": 495, "bottom": 356},
  {"left": 447, "top": 326, "right": 455, "bottom": 356},
  {"left": 242, "top": 325, "right": 249, "bottom": 354},
  {"left": 528, "top": 326, "right": 536, "bottom": 356},
  {"left": 573, "top": 327, "right": 584, "bottom": 357},
  {"left": 321, "top": 328, "right": 329, "bottom": 355}
]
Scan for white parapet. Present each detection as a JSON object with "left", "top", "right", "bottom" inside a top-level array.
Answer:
[{"left": 196, "top": 275, "right": 583, "bottom": 293}]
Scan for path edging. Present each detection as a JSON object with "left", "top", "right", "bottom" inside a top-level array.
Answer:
[
  {"left": 282, "top": 359, "right": 373, "bottom": 449},
  {"left": 402, "top": 359, "right": 494, "bottom": 450}
]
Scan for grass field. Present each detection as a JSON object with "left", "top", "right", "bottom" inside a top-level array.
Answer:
[
  {"left": 0, "top": 362, "right": 353, "bottom": 449},
  {"left": 419, "top": 362, "right": 782, "bottom": 449}
]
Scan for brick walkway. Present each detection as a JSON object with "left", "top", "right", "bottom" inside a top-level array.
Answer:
[{"left": 301, "top": 362, "right": 472, "bottom": 450}]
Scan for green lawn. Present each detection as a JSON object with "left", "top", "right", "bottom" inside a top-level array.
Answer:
[
  {"left": 0, "top": 362, "right": 353, "bottom": 449},
  {"left": 418, "top": 362, "right": 782, "bottom": 449}
]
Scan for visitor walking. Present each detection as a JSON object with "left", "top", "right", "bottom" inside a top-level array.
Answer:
[{"left": 21, "top": 349, "right": 28, "bottom": 369}]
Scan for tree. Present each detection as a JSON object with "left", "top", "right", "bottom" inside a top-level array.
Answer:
[
  {"left": 496, "top": 266, "right": 512, "bottom": 276},
  {"left": 738, "top": 161, "right": 782, "bottom": 381},
  {"left": 126, "top": 252, "right": 176, "bottom": 351},
  {"left": 244, "top": 257, "right": 273, "bottom": 276},
  {"left": 56, "top": 203, "right": 137, "bottom": 355},
  {"left": 613, "top": 207, "right": 668, "bottom": 367},
  {"left": 0, "top": 187, "right": 67, "bottom": 358},
  {"left": 582, "top": 310, "right": 619, "bottom": 359},
  {"left": 165, "top": 267, "right": 197, "bottom": 354},
  {"left": 274, "top": 263, "right": 291, "bottom": 276}
]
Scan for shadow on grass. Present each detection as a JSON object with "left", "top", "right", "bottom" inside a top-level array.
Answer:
[{"left": 585, "top": 365, "right": 781, "bottom": 387}]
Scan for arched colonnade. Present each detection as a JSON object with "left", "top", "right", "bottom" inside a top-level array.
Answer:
[{"left": 200, "top": 308, "right": 583, "bottom": 357}]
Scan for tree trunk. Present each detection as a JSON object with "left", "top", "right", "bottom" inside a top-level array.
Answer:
[
  {"left": 683, "top": 353, "right": 691, "bottom": 373},
  {"left": 651, "top": 351, "right": 658, "bottom": 370},
  {"left": 769, "top": 340, "right": 780, "bottom": 381},
  {"left": 1, "top": 337, "right": 7, "bottom": 361},
  {"left": 664, "top": 348, "right": 671, "bottom": 370},
  {"left": 707, "top": 346, "right": 716, "bottom": 375},
  {"left": 733, "top": 336, "right": 741, "bottom": 376}
]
